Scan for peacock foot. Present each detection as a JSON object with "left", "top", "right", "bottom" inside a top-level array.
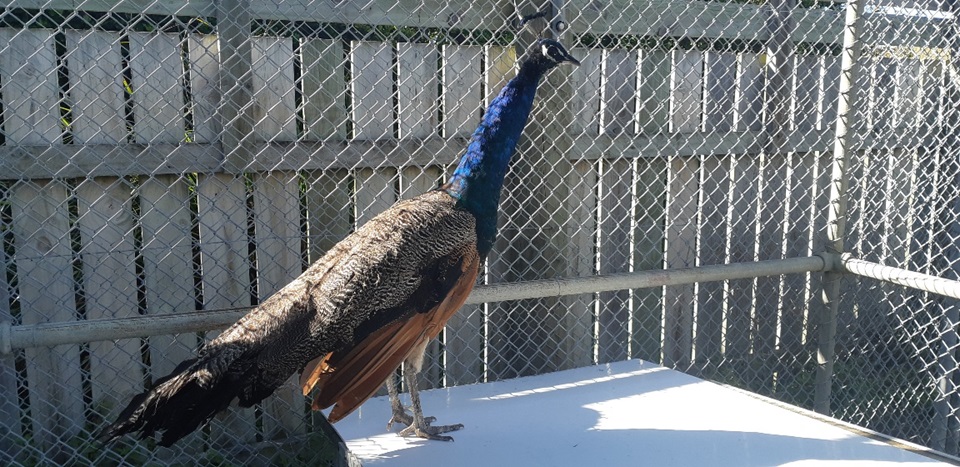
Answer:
[
  {"left": 387, "top": 406, "right": 434, "bottom": 430},
  {"left": 397, "top": 420, "right": 464, "bottom": 442}
]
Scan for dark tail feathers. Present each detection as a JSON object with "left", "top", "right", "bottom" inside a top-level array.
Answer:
[{"left": 98, "top": 357, "right": 244, "bottom": 447}]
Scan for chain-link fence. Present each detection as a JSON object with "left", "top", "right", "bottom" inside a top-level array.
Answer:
[{"left": 0, "top": 0, "right": 957, "bottom": 464}]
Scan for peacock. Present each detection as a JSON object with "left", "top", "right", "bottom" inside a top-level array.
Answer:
[{"left": 100, "top": 37, "right": 579, "bottom": 447}]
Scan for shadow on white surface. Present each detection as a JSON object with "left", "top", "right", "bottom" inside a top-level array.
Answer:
[{"left": 332, "top": 360, "right": 949, "bottom": 466}]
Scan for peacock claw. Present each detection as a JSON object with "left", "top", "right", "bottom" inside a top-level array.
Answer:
[
  {"left": 398, "top": 421, "right": 464, "bottom": 441},
  {"left": 387, "top": 407, "right": 435, "bottom": 430}
]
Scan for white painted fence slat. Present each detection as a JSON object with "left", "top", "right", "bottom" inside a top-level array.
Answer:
[
  {"left": 12, "top": 181, "right": 83, "bottom": 449},
  {"left": 129, "top": 32, "right": 185, "bottom": 144},
  {"left": 0, "top": 29, "right": 62, "bottom": 145},
  {"left": 442, "top": 45, "right": 482, "bottom": 137},
  {"left": 75, "top": 177, "right": 142, "bottom": 417},
  {"left": 301, "top": 38, "right": 347, "bottom": 141},
  {"left": 65, "top": 30, "right": 126, "bottom": 144},
  {"left": 252, "top": 37, "right": 297, "bottom": 143},
  {"left": 352, "top": 41, "right": 393, "bottom": 140},
  {"left": 188, "top": 35, "right": 221, "bottom": 144},
  {"left": 398, "top": 43, "right": 438, "bottom": 140}
]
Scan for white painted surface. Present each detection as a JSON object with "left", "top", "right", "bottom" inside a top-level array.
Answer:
[{"left": 334, "top": 360, "right": 949, "bottom": 466}]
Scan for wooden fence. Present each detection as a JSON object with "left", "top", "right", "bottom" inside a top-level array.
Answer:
[{"left": 0, "top": 0, "right": 952, "bottom": 461}]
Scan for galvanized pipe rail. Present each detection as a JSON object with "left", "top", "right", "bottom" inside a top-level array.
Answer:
[{"left": 0, "top": 256, "right": 827, "bottom": 353}]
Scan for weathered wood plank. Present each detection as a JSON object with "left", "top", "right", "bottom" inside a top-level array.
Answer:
[
  {"left": 632, "top": 156, "right": 666, "bottom": 363},
  {"left": 694, "top": 154, "right": 729, "bottom": 376},
  {"left": 252, "top": 36, "right": 297, "bottom": 143},
  {"left": 698, "top": 52, "right": 738, "bottom": 375},
  {"left": 780, "top": 151, "right": 815, "bottom": 374},
  {"left": 633, "top": 49, "right": 671, "bottom": 364},
  {"left": 598, "top": 157, "right": 632, "bottom": 364},
  {"left": 128, "top": 32, "right": 185, "bottom": 144},
  {"left": 138, "top": 176, "right": 198, "bottom": 378},
  {"left": 663, "top": 155, "right": 698, "bottom": 369},
  {"left": 753, "top": 150, "right": 787, "bottom": 391},
  {"left": 568, "top": 48, "right": 602, "bottom": 135},
  {"left": 187, "top": 35, "right": 222, "bottom": 144},
  {"left": 602, "top": 48, "right": 637, "bottom": 135},
  {"left": 485, "top": 45, "right": 516, "bottom": 108},
  {"left": 252, "top": 171, "right": 304, "bottom": 440},
  {"left": 0, "top": 124, "right": 932, "bottom": 180},
  {"left": 0, "top": 0, "right": 944, "bottom": 48},
  {"left": 442, "top": 45, "right": 483, "bottom": 138},
  {"left": 737, "top": 53, "right": 764, "bottom": 132},
  {"left": 64, "top": 30, "right": 126, "bottom": 144},
  {"left": 398, "top": 43, "right": 438, "bottom": 140},
  {"left": 673, "top": 50, "right": 703, "bottom": 133},
  {"left": 301, "top": 38, "right": 347, "bottom": 141},
  {"left": 355, "top": 167, "right": 397, "bottom": 224},
  {"left": 872, "top": 58, "right": 897, "bottom": 133},
  {"left": 196, "top": 173, "right": 257, "bottom": 445},
  {"left": 663, "top": 49, "right": 702, "bottom": 370},
  {"left": 304, "top": 169, "right": 352, "bottom": 263},
  {"left": 11, "top": 180, "right": 83, "bottom": 450},
  {"left": 794, "top": 54, "right": 822, "bottom": 132},
  {"left": 352, "top": 41, "right": 393, "bottom": 141},
  {"left": 75, "top": 177, "right": 142, "bottom": 417},
  {"left": 896, "top": 59, "right": 921, "bottom": 130},
  {"left": 698, "top": 51, "right": 737, "bottom": 373},
  {"left": 563, "top": 159, "right": 597, "bottom": 368},
  {"left": 0, "top": 29, "right": 62, "bottom": 145},
  {"left": 638, "top": 49, "right": 671, "bottom": 135},
  {"left": 704, "top": 52, "right": 737, "bottom": 132},
  {"left": 725, "top": 153, "right": 758, "bottom": 379}
]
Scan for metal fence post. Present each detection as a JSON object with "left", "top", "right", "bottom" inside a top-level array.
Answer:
[
  {"left": 814, "top": 0, "right": 865, "bottom": 415},
  {"left": 217, "top": 0, "right": 255, "bottom": 173}
]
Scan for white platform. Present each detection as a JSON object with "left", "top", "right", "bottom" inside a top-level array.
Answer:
[{"left": 332, "top": 360, "right": 953, "bottom": 466}]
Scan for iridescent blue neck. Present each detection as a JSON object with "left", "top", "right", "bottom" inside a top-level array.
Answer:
[{"left": 443, "top": 63, "right": 544, "bottom": 257}]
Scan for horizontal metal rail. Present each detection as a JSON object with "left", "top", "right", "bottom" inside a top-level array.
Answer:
[
  {"left": 840, "top": 254, "right": 960, "bottom": 301},
  {"left": 0, "top": 256, "right": 827, "bottom": 353}
]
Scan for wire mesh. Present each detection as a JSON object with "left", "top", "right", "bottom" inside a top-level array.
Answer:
[{"left": 0, "top": 0, "right": 957, "bottom": 464}]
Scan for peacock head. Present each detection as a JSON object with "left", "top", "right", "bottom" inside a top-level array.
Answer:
[{"left": 524, "top": 39, "right": 580, "bottom": 72}]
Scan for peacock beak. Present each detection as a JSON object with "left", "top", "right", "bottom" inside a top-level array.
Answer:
[{"left": 564, "top": 53, "right": 581, "bottom": 66}]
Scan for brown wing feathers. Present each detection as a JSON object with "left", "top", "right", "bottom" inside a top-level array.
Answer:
[{"left": 302, "top": 245, "right": 481, "bottom": 422}]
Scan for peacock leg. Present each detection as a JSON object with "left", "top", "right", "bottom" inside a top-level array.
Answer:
[
  {"left": 397, "top": 365, "right": 463, "bottom": 441},
  {"left": 386, "top": 371, "right": 436, "bottom": 429}
]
